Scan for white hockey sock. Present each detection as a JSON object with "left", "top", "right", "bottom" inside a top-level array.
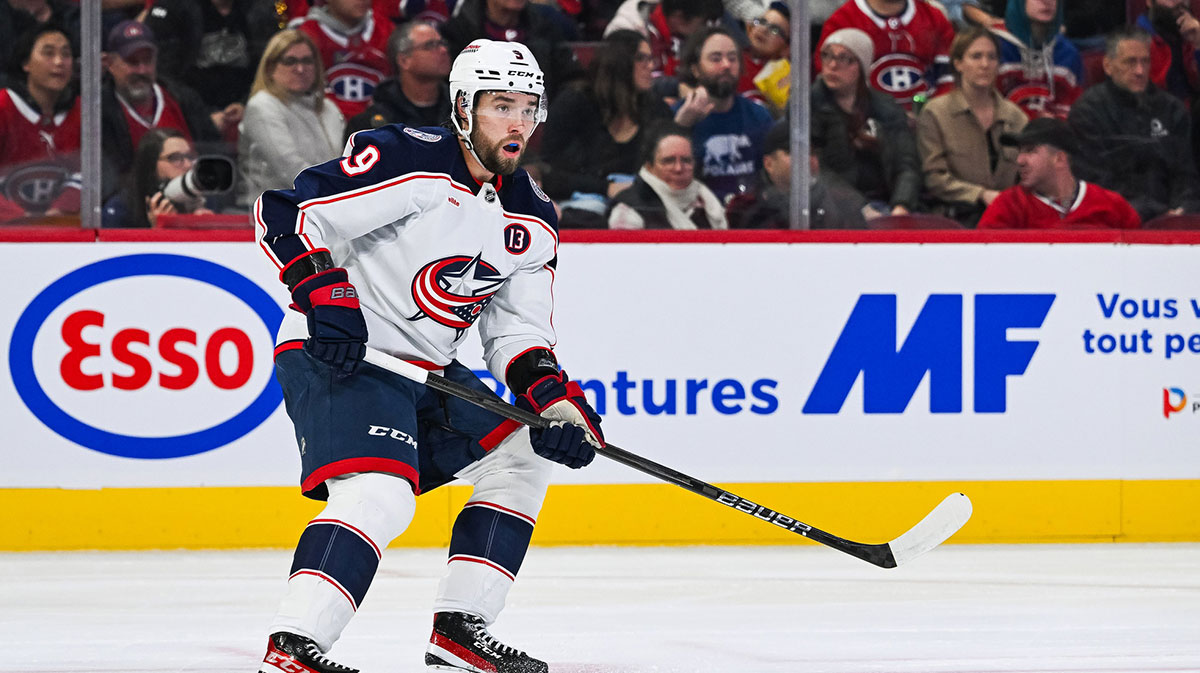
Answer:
[{"left": 270, "top": 472, "right": 415, "bottom": 651}]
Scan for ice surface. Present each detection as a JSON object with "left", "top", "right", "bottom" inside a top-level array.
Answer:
[{"left": 3, "top": 544, "right": 1198, "bottom": 673}]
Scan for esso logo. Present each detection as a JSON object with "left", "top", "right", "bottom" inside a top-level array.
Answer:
[{"left": 9, "top": 254, "right": 284, "bottom": 459}]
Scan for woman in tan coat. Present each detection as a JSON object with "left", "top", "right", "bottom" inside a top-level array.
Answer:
[{"left": 917, "top": 25, "right": 1028, "bottom": 226}]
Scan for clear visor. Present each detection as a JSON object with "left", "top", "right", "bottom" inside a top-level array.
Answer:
[{"left": 469, "top": 90, "right": 547, "bottom": 139}]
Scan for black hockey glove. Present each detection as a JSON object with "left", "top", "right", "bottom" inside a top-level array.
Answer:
[
  {"left": 514, "top": 370, "right": 604, "bottom": 469},
  {"left": 291, "top": 268, "right": 368, "bottom": 376}
]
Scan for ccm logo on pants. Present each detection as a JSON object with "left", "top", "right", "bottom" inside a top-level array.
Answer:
[{"left": 368, "top": 425, "right": 417, "bottom": 448}]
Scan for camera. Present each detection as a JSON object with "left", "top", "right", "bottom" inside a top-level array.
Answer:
[{"left": 162, "top": 156, "right": 235, "bottom": 210}]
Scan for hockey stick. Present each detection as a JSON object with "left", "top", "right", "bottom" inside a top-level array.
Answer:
[{"left": 362, "top": 348, "right": 972, "bottom": 568}]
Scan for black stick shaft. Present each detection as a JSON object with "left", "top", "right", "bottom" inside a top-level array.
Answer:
[{"left": 419, "top": 370, "right": 897, "bottom": 568}]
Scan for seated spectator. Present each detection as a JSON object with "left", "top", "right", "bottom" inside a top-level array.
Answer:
[
  {"left": 442, "top": 0, "right": 582, "bottom": 102},
  {"left": 815, "top": 0, "right": 956, "bottom": 112},
  {"left": 100, "top": 20, "right": 222, "bottom": 199},
  {"left": 607, "top": 123, "right": 727, "bottom": 229},
  {"left": 102, "top": 128, "right": 216, "bottom": 228},
  {"left": 989, "top": 0, "right": 1083, "bottom": 119},
  {"left": 345, "top": 20, "right": 451, "bottom": 137},
  {"left": 739, "top": 1, "right": 791, "bottom": 111},
  {"left": 604, "top": 0, "right": 723, "bottom": 79},
  {"left": 143, "top": 0, "right": 281, "bottom": 115},
  {"left": 1137, "top": 0, "right": 1200, "bottom": 105},
  {"left": 917, "top": 25, "right": 1027, "bottom": 226},
  {"left": 726, "top": 123, "right": 869, "bottom": 229},
  {"left": 0, "top": 23, "right": 80, "bottom": 222},
  {"left": 978, "top": 117, "right": 1140, "bottom": 228},
  {"left": 672, "top": 26, "right": 775, "bottom": 203},
  {"left": 1070, "top": 26, "right": 1200, "bottom": 222},
  {"left": 811, "top": 28, "right": 921, "bottom": 216},
  {"left": 1, "top": 1, "right": 80, "bottom": 76},
  {"left": 537, "top": 29, "right": 671, "bottom": 227},
  {"left": 238, "top": 30, "right": 345, "bottom": 207},
  {"left": 297, "top": 0, "right": 394, "bottom": 119}
]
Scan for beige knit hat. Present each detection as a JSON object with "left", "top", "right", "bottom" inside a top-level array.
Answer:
[{"left": 822, "top": 28, "right": 874, "bottom": 70}]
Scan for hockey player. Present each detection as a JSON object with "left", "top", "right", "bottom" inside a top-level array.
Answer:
[{"left": 253, "top": 39, "right": 603, "bottom": 673}]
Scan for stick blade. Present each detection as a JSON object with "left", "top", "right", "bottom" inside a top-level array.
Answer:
[{"left": 886, "top": 493, "right": 973, "bottom": 567}]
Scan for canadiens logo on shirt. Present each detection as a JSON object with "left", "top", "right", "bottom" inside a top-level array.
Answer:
[
  {"left": 2, "top": 163, "right": 70, "bottom": 212},
  {"left": 408, "top": 254, "right": 506, "bottom": 334}
]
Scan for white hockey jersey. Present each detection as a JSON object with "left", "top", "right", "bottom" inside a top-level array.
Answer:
[{"left": 255, "top": 124, "right": 560, "bottom": 384}]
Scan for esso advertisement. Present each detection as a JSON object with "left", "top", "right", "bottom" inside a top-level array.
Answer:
[
  {"left": 3, "top": 247, "right": 298, "bottom": 488},
  {"left": 10, "top": 253, "right": 282, "bottom": 458}
]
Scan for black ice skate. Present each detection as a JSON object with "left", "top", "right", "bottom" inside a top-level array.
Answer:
[
  {"left": 425, "top": 611, "right": 548, "bottom": 673},
  {"left": 259, "top": 631, "right": 359, "bottom": 673}
]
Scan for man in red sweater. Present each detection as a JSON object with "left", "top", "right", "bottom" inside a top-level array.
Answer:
[{"left": 978, "top": 117, "right": 1141, "bottom": 229}]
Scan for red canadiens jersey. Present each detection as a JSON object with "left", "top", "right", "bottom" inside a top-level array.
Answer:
[
  {"left": 978, "top": 182, "right": 1141, "bottom": 230},
  {"left": 299, "top": 13, "right": 393, "bottom": 118},
  {"left": 816, "top": 0, "right": 954, "bottom": 110},
  {"left": 0, "top": 88, "right": 81, "bottom": 215}
]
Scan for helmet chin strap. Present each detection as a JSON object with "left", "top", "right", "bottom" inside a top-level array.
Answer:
[{"left": 453, "top": 105, "right": 491, "bottom": 178}]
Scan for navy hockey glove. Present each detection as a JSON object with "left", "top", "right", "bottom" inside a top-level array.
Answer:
[
  {"left": 515, "top": 370, "right": 604, "bottom": 469},
  {"left": 291, "top": 268, "right": 368, "bottom": 376}
]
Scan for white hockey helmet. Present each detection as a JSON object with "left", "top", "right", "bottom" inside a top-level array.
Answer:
[{"left": 449, "top": 39, "right": 548, "bottom": 141}]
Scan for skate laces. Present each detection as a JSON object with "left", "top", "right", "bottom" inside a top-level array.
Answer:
[
  {"left": 466, "top": 619, "right": 527, "bottom": 657},
  {"left": 302, "top": 640, "right": 355, "bottom": 672}
]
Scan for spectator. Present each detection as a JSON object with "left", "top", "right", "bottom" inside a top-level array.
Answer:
[
  {"left": 726, "top": 123, "right": 869, "bottom": 229},
  {"left": 537, "top": 29, "right": 671, "bottom": 226},
  {"left": 811, "top": 27, "right": 921, "bottom": 216},
  {"left": 345, "top": 20, "right": 451, "bottom": 137},
  {"left": 100, "top": 20, "right": 222, "bottom": 199},
  {"left": 442, "top": 0, "right": 583, "bottom": 102},
  {"left": 917, "top": 25, "right": 1027, "bottom": 226},
  {"left": 1137, "top": 0, "right": 1200, "bottom": 105},
  {"left": 815, "top": 0, "right": 956, "bottom": 112},
  {"left": 1070, "top": 27, "right": 1200, "bottom": 222},
  {"left": 739, "top": 1, "right": 790, "bottom": 111},
  {"left": 979, "top": 117, "right": 1140, "bottom": 228},
  {"left": 0, "top": 23, "right": 80, "bottom": 221},
  {"left": 238, "top": 30, "right": 345, "bottom": 207},
  {"left": 1, "top": 1, "right": 80, "bottom": 77},
  {"left": 297, "top": 0, "right": 394, "bottom": 119},
  {"left": 142, "top": 0, "right": 280, "bottom": 113},
  {"left": 989, "top": 0, "right": 1083, "bottom": 119},
  {"left": 604, "top": 0, "right": 723, "bottom": 78},
  {"left": 102, "top": 128, "right": 216, "bottom": 228},
  {"left": 607, "top": 123, "right": 728, "bottom": 229},
  {"left": 672, "top": 26, "right": 775, "bottom": 203}
]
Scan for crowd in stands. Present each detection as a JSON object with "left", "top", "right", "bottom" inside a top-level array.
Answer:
[{"left": 2, "top": 0, "right": 1200, "bottom": 230}]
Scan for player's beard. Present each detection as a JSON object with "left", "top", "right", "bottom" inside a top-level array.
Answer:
[{"left": 470, "top": 126, "right": 524, "bottom": 176}]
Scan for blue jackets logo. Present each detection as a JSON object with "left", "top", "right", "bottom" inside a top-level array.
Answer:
[
  {"left": 803, "top": 294, "right": 1055, "bottom": 414},
  {"left": 9, "top": 254, "right": 284, "bottom": 458}
]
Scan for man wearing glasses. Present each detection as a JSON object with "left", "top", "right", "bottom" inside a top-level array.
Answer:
[{"left": 346, "top": 20, "right": 453, "bottom": 138}]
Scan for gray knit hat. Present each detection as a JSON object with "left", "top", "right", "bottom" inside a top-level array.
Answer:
[{"left": 821, "top": 28, "right": 874, "bottom": 70}]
